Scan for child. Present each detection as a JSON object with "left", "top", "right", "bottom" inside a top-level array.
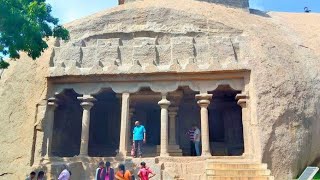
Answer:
[{"left": 138, "top": 162, "right": 155, "bottom": 180}]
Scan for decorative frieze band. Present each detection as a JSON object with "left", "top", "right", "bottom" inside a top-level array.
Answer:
[{"left": 50, "top": 35, "right": 244, "bottom": 76}]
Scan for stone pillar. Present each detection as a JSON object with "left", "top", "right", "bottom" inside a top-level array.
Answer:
[
  {"left": 127, "top": 108, "right": 135, "bottom": 149},
  {"left": 168, "top": 107, "right": 178, "bottom": 145},
  {"left": 236, "top": 93, "right": 250, "bottom": 157},
  {"left": 46, "top": 97, "right": 58, "bottom": 157},
  {"left": 119, "top": 93, "right": 130, "bottom": 156},
  {"left": 78, "top": 95, "right": 96, "bottom": 156},
  {"left": 196, "top": 93, "right": 212, "bottom": 156},
  {"left": 158, "top": 94, "right": 171, "bottom": 157}
]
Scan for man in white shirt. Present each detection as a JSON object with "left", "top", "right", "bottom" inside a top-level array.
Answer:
[{"left": 193, "top": 125, "right": 201, "bottom": 156}]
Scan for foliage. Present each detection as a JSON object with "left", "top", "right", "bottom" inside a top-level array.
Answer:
[
  {"left": 0, "top": 0, "right": 69, "bottom": 69},
  {"left": 314, "top": 172, "right": 320, "bottom": 180}
]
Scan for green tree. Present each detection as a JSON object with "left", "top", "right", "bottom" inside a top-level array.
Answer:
[{"left": 0, "top": 0, "right": 69, "bottom": 69}]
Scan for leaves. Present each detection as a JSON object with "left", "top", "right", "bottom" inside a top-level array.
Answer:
[{"left": 0, "top": 0, "right": 70, "bottom": 69}]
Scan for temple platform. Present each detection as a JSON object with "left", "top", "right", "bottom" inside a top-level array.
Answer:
[{"left": 40, "top": 156, "right": 274, "bottom": 180}]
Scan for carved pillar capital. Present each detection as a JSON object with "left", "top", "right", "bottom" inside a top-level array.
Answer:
[
  {"left": 196, "top": 93, "right": 212, "bottom": 108},
  {"left": 47, "top": 97, "right": 58, "bottom": 109},
  {"left": 168, "top": 107, "right": 178, "bottom": 116},
  {"left": 158, "top": 95, "right": 171, "bottom": 109},
  {"left": 235, "top": 93, "right": 248, "bottom": 108},
  {"left": 78, "top": 95, "right": 96, "bottom": 110}
]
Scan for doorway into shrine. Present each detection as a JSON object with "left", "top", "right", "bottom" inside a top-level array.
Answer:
[
  {"left": 208, "top": 85, "right": 244, "bottom": 156},
  {"left": 52, "top": 89, "right": 83, "bottom": 157},
  {"left": 89, "top": 89, "right": 121, "bottom": 157},
  {"left": 129, "top": 87, "right": 161, "bottom": 156}
]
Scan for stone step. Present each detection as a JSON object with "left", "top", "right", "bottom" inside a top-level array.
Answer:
[
  {"left": 207, "top": 176, "right": 274, "bottom": 180},
  {"left": 206, "top": 163, "right": 268, "bottom": 170},
  {"left": 207, "top": 169, "right": 271, "bottom": 176}
]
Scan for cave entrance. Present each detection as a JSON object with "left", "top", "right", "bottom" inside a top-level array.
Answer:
[
  {"left": 52, "top": 89, "right": 82, "bottom": 157},
  {"left": 208, "top": 86, "right": 244, "bottom": 156},
  {"left": 88, "top": 89, "right": 121, "bottom": 157}
]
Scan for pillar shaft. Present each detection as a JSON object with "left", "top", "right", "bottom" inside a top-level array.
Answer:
[
  {"left": 158, "top": 94, "right": 171, "bottom": 157},
  {"left": 168, "top": 107, "right": 178, "bottom": 145},
  {"left": 196, "top": 93, "right": 212, "bottom": 157},
  {"left": 127, "top": 108, "right": 135, "bottom": 150},
  {"left": 46, "top": 98, "right": 58, "bottom": 157},
  {"left": 119, "top": 93, "right": 130, "bottom": 156},
  {"left": 78, "top": 95, "right": 95, "bottom": 156}
]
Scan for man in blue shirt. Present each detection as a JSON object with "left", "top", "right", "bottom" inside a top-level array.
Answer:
[{"left": 133, "top": 121, "right": 146, "bottom": 158}]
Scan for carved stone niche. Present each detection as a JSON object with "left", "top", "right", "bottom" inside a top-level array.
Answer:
[
  {"left": 156, "top": 44, "right": 171, "bottom": 66},
  {"left": 208, "top": 36, "right": 237, "bottom": 66},
  {"left": 171, "top": 37, "right": 195, "bottom": 69},
  {"left": 133, "top": 37, "right": 157, "bottom": 69},
  {"left": 96, "top": 39, "right": 121, "bottom": 67},
  {"left": 53, "top": 46, "right": 82, "bottom": 68}
]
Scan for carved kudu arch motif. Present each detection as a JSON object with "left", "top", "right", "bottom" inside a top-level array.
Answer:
[{"left": 51, "top": 79, "right": 244, "bottom": 97}]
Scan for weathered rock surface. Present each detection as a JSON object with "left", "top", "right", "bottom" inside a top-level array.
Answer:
[
  {"left": 0, "top": 0, "right": 319, "bottom": 179},
  {"left": 123, "top": 0, "right": 249, "bottom": 8},
  {"left": 0, "top": 42, "right": 52, "bottom": 179}
]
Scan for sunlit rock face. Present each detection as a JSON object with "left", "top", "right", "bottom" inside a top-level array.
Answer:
[
  {"left": 122, "top": 0, "right": 249, "bottom": 8},
  {"left": 0, "top": 0, "right": 319, "bottom": 179}
]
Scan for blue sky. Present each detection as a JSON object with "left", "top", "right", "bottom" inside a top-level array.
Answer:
[{"left": 47, "top": 0, "right": 319, "bottom": 23}]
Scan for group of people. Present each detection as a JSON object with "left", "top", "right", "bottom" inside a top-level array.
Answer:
[
  {"left": 95, "top": 161, "right": 155, "bottom": 180},
  {"left": 26, "top": 165, "right": 71, "bottom": 180},
  {"left": 132, "top": 120, "right": 202, "bottom": 157},
  {"left": 25, "top": 171, "right": 44, "bottom": 180},
  {"left": 26, "top": 161, "right": 155, "bottom": 180},
  {"left": 186, "top": 124, "right": 201, "bottom": 156}
]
